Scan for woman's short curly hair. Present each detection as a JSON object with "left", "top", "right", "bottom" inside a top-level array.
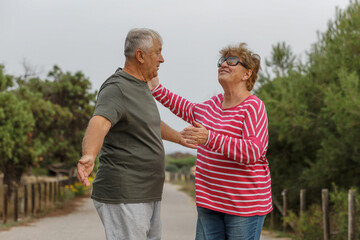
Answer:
[{"left": 219, "top": 43, "right": 261, "bottom": 91}]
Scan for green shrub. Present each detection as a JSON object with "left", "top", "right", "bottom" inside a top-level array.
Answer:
[
  {"left": 71, "top": 178, "right": 93, "bottom": 196},
  {"left": 59, "top": 185, "right": 75, "bottom": 203},
  {"left": 166, "top": 156, "right": 196, "bottom": 172},
  {"left": 31, "top": 167, "right": 48, "bottom": 176},
  {"left": 165, "top": 163, "right": 179, "bottom": 172},
  {"left": 285, "top": 205, "right": 323, "bottom": 240},
  {"left": 283, "top": 184, "right": 360, "bottom": 240},
  {"left": 329, "top": 185, "right": 360, "bottom": 240}
]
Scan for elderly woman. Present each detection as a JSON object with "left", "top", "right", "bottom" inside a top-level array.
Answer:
[{"left": 149, "top": 43, "right": 272, "bottom": 240}]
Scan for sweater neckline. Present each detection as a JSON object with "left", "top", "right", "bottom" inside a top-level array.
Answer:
[{"left": 219, "top": 94, "right": 254, "bottom": 110}]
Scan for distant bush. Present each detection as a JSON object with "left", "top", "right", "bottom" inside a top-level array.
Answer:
[
  {"left": 71, "top": 176, "right": 94, "bottom": 196},
  {"left": 165, "top": 154, "right": 196, "bottom": 173},
  {"left": 32, "top": 167, "right": 48, "bottom": 176},
  {"left": 165, "top": 163, "right": 179, "bottom": 173}
]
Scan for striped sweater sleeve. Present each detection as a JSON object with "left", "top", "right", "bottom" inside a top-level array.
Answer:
[
  {"left": 205, "top": 100, "right": 268, "bottom": 164},
  {"left": 152, "top": 84, "right": 196, "bottom": 124}
]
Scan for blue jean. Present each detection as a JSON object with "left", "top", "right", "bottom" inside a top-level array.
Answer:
[{"left": 195, "top": 206, "right": 266, "bottom": 240}]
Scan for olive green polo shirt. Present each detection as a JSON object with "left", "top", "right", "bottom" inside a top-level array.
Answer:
[{"left": 91, "top": 69, "right": 165, "bottom": 204}]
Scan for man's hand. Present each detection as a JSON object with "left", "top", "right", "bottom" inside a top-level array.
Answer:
[
  {"left": 77, "top": 155, "right": 96, "bottom": 187},
  {"left": 181, "top": 121, "right": 209, "bottom": 146},
  {"left": 160, "top": 120, "right": 197, "bottom": 149},
  {"left": 147, "top": 76, "right": 160, "bottom": 90}
]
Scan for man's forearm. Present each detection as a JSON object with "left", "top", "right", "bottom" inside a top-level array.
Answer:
[
  {"left": 82, "top": 115, "right": 112, "bottom": 159},
  {"left": 160, "top": 121, "right": 181, "bottom": 144}
]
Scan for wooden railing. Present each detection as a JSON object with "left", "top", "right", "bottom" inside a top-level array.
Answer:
[
  {"left": 166, "top": 171, "right": 195, "bottom": 183},
  {"left": 272, "top": 188, "right": 357, "bottom": 240},
  {"left": 0, "top": 176, "right": 77, "bottom": 224}
]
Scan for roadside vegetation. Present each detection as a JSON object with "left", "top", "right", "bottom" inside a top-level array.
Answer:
[{"left": 255, "top": 1, "right": 360, "bottom": 239}]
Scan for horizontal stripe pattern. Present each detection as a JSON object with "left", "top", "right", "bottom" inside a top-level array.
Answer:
[{"left": 152, "top": 84, "right": 272, "bottom": 216}]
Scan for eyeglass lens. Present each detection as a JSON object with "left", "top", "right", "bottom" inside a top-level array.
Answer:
[{"left": 217, "top": 56, "right": 248, "bottom": 69}]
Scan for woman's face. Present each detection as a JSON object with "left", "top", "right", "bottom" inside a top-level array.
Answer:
[{"left": 217, "top": 55, "right": 249, "bottom": 87}]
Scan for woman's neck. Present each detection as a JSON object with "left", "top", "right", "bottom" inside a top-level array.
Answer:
[{"left": 222, "top": 85, "right": 251, "bottom": 109}]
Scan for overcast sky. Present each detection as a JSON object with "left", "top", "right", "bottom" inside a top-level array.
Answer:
[{"left": 0, "top": 0, "right": 351, "bottom": 154}]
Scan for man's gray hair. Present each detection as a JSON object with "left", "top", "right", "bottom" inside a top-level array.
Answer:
[{"left": 124, "top": 28, "right": 163, "bottom": 59}]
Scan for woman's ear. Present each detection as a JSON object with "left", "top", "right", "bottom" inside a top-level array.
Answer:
[
  {"left": 135, "top": 49, "right": 145, "bottom": 63},
  {"left": 242, "top": 69, "right": 253, "bottom": 81}
]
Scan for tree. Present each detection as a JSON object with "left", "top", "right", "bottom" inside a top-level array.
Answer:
[
  {"left": 265, "top": 42, "right": 297, "bottom": 77},
  {"left": 0, "top": 68, "right": 35, "bottom": 195},
  {"left": 16, "top": 65, "right": 96, "bottom": 172},
  {"left": 0, "top": 64, "right": 97, "bottom": 196},
  {"left": 300, "top": 0, "right": 360, "bottom": 192},
  {"left": 0, "top": 65, "right": 14, "bottom": 91},
  {"left": 256, "top": 61, "right": 318, "bottom": 204},
  {"left": 15, "top": 80, "right": 73, "bottom": 172},
  {"left": 255, "top": 0, "right": 360, "bottom": 205},
  {"left": 302, "top": 69, "right": 360, "bottom": 189}
]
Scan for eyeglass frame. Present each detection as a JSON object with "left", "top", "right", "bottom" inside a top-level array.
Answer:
[{"left": 217, "top": 56, "right": 249, "bottom": 69}]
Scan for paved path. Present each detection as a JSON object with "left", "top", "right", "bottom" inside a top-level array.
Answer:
[
  {"left": 0, "top": 182, "right": 279, "bottom": 240},
  {"left": 161, "top": 182, "right": 197, "bottom": 239}
]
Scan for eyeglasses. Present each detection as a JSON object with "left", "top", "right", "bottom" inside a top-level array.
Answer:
[{"left": 217, "top": 56, "right": 248, "bottom": 69}]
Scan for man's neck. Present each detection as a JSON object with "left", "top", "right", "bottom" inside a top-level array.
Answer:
[{"left": 122, "top": 62, "right": 146, "bottom": 82}]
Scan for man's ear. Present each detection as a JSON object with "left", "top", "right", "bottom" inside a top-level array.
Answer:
[{"left": 135, "top": 49, "right": 145, "bottom": 63}]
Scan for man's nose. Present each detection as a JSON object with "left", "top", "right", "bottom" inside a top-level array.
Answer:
[{"left": 159, "top": 54, "right": 164, "bottom": 63}]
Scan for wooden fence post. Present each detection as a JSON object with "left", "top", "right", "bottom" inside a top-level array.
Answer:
[
  {"left": 44, "top": 182, "right": 47, "bottom": 208},
  {"left": 300, "top": 189, "right": 306, "bottom": 217},
  {"left": 14, "top": 185, "right": 18, "bottom": 222},
  {"left": 31, "top": 183, "right": 35, "bottom": 215},
  {"left": 348, "top": 190, "right": 356, "bottom": 240},
  {"left": 54, "top": 181, "right": 57, "bottom": 202},
  {"left": 59, "top": 180, "right": 63, "bottom": 200},
  {"left": 49, "top": 182, "right": 52, "bottom": 204},
  {"left": 282, "top": 189, "right": 287, "bottom": 232},
  {"left": 270, "top": 206, "right": 275, "bottom": 228},
  {"left": 38, "top": 183, "right": 42, "bottom": 211},
  {"left": 170, "top": 172, "right": 175, "bottom": 182},
  {"left": 184, "top": 172, "right": 190, "bottom": 183},
  {"left": 24, "top": 184, "right": 28, "bottom": 217},
  {"left": 3, "top": 185, "right": 8, "bottom": 224},
  {"left": 322, "top": 189, "right": 330, "bottom": 240}
]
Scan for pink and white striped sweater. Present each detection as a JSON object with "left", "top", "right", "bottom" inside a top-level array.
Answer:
[{"left": 153, "top": 84, "right": 272, "bottom": 217}]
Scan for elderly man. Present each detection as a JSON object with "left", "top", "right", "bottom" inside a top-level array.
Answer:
[{"left": 77, "top": 28, "right": 192, "bottom": 240}]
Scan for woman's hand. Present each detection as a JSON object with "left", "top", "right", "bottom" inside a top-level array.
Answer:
[
  {"left": 181, "top": 121, "right": 209, "bottom": 146},
  {"left": 147, "top": 76, "right": 160, "bottom": 90},
  {"left": 178, "top": 136, "right": 198, "bottom": 149}
]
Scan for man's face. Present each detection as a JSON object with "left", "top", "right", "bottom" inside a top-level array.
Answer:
[{"left": 142, "top": 38, "right": 164, "bottom": 81}]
